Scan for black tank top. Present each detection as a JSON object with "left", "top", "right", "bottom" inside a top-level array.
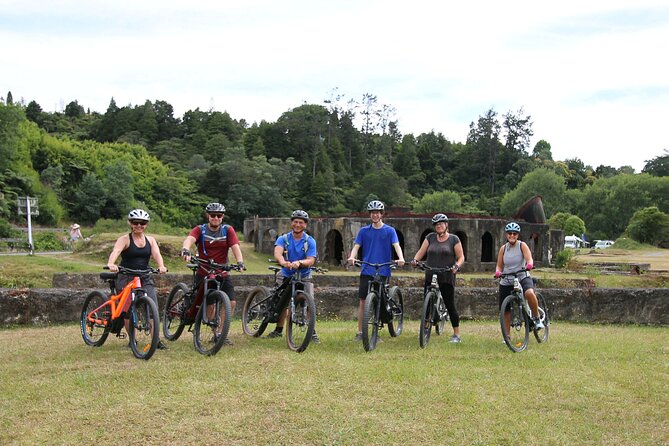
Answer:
[{"left": 120, "top": 234, "right": 151, "bottom": 270}]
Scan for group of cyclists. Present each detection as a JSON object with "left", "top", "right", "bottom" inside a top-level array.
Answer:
[{"left": 105, "top": 199, "right": 543, "bottom": 350}]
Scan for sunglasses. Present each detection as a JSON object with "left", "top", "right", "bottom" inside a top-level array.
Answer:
[
  {"left": 130, "top": 220, "right": 148, "bottom": 226},
  {"left": 208, "top": 214, "right": 224, "bottom": 218},
  {"left": 507, "top": 232, "right": 519, "bottom": 236}
]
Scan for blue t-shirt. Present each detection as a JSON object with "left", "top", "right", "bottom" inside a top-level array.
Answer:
[
  {"left": 275, "top": 232, "right": 318, "bottom": 278},
  {"left": 354, "top": 224, "right": 399, "bottom": 277}
]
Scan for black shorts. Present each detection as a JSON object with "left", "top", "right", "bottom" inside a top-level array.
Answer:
[
  {"left": 195, "top": 275, "right": 236, "bottom": 301},
  {"left": 498, "top": 276, "right": 534, "bottom": 308},
  {"left": 358, "top": 275, "right": 388, "bottom": 300}
]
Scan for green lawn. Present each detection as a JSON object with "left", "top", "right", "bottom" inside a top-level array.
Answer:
[{"left": 1, "top": 320, "right": 666, "bottom": 445}]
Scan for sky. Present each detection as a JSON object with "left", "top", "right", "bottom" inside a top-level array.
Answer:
[{"left": 1, "top": 0, "right": 668, "bottom": 172}]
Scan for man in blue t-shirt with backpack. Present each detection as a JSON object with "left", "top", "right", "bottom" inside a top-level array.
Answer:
[{"left": 265, "top": 210, "right": 320, "bottom": 343}]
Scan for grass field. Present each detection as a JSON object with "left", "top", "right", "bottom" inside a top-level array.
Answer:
[{"left": 1, "top": 320, "right": 666, "bottom": 445}]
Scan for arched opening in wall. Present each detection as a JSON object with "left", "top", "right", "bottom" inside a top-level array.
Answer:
[
  {"left": 420, "top": 228, "right": 432, "bottom": 246},
  {"left": 247, "top": 230, "right": 256, "bottom": 244},
  {"left": 393, "top": 231, "right": 405, "bottom": 260},
  {"left": 528, "top": 232, "right": 542, "bottom": 261},
  {"left": 261, "top": 228, "right": 278, "bottom": 254},
  {"left": 454, "top": 231, "right": 468, "bottom": 259},
  {"left": 324, "top": 229, "right": 344, "bottom": 265},
  {"left": 481, "top": 232, "right": 494, "bottom": 262}
]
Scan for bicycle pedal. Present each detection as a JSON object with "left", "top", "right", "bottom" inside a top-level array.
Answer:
[{"left": 117, "top": 333, "right": 127, "bottom": 339}]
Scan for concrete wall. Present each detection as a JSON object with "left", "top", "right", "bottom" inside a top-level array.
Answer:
[
  {"left": 3, "top": 281, "right": 666, "bottom": 327},
  {"left": 244, "top": 215, "right": 557, "bottom": 273}
]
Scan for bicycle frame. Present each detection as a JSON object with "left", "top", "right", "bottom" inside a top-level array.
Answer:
[
  {"left": 86, "top": 274, "right": 143, "bottom": 330},
  {"left": 358, "top": 260, "right": 396, "bottom": 324},
  {"left": 183, "top": 257, "right": 240, "bottom": 321},
  {"left": 417, "top": 263, "right": 451, "bottom": 320}
]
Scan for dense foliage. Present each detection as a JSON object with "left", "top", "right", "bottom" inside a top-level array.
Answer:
[{"left": 2, "top": 93, "right": 667, "bottom": 240}]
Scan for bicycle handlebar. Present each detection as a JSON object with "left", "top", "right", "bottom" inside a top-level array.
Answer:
[
  {"left": 103, "top": 266, "right": 162, "bottom": 275},
  {"left": 414, "top": 262, "right": 453, "bottom": 273},
  {"left": 495, "top": 268, "right": 529, "bottom": 279},
  {"left": 352, "top": 260, "right": 397, "bottom": 269},
  {"left": 187, "top": 256, "right": 244, "bottom": 272},
  {"left": 266, "top": 259, "right": 328, "bottom": 274}
]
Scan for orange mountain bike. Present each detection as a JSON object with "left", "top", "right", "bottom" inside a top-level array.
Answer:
[{"left": 80, "top": 266, "right": 160, "bottom": 360}]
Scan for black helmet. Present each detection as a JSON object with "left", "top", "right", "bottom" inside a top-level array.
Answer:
[
  {"left": 366, "top": 200, "right": 385, "bottom": 212},
  {"left": 432, "top": 213, "right": 448, "bottom": 224},
  {"left": 291, "top": 209, "right": 309, "bottom": 222},
  {"left": 205, "top": 202, "right": 226, "bottom": 213}
]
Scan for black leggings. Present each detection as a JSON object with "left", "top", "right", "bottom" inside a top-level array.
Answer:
[{"left": 424, "top": 282, "right": 460, "bottom": 328}]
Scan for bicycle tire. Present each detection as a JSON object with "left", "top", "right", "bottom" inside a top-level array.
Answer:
[
  {"left": 387, "top": 285, "right": 404, "bottom": 337},
  {"left": 242, "top": 287, "right": 272, "bottom": 337},
  {"left": 163, "top": 282, "right": 189, "bottom": 341},
  {"left": 500, "top": 293, "right": 529, "bottom": 353},
  {"left": 193, "top": 290, "right": 231, "bottom": 356},
  {"left": 533, "top": 292, "right": 550, "bottom": 343},
  {"left": 128, "top": 293, "right": 160, "bottom": 360},
  {"left": 435, "top": 295, "right": 447, "bottom": 336},
  {"left": 286, "top": 290, "right": 316, "bottom": 353},
  {"left": 362, "top": 292, "right": 380, "bottom": 352},
  {"left": 419, "top": 291, "right": 436, "bottom": 348},
  {"left": 80, "top": 290, "right": 111, "bottom": 347}
]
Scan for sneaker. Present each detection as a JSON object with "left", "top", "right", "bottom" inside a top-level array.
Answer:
[
  {"left": 534, "top": 318, "right": 545, "bottom": 330},
  {"left": 223, "top": 337, "right": 233, "bottom": 346},
  {"left": 157, "top": 340, "right": 168, "bottom": 350},
  {"left": 449, "top": 335, "right": 461, "bottom": 343},
  {"left": 353, "top": 332, "right": 363, "bottom": 342},
  {"left": 267, "top": 330, "right": 282, "bottom": 339},
  {"left": 311, "top": 333, "right": 321, "bottom": 344}
]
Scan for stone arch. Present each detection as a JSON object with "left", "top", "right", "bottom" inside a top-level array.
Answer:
[
  {"left": 323, "top": 229, "right": 344, "bottom": 265},
  {"left": 480, "top": 231, "right": 494, "bottom": 262},
  {"left": 454, "top": 230, "right": 468, "bottom": 259},
  {"left": 261, "top": 228, "right": 278, "bottom": 254},
  {"left": 247, "top": 229, "right": 256, "bottom": 244},
  {"left": 420, "top": 228, "right": 432, "bottom": 246}
]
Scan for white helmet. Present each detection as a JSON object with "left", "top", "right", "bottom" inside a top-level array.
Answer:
[
  {"left": 128, "top": 209, "right": 150, "bottom": 221},
  {"left": 366, "top": 200, "right": 385, "bottom": 212}
]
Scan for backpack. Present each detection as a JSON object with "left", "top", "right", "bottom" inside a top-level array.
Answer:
[
  {"left": 199, "top": 223, "right": 228, "bottom": 256},
  {"left": 282, "top": 232, "right": 311, "bottom": 260}
]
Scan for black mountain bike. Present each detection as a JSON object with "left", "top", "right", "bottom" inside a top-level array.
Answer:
[
  {"left": 416, "top": 263, "right": 452, "bottom": 349},
  {"left": 162, "top": 257, "right": 242, "bottom": 356},
  {"left": 242, "top": 264, "right": 327, "bottom": 353},
  {"left": 498, "top": 269, "right": 549, "bottom": 353},
  {"left": 354, "top": 260, "right": 404, "bottom": 352}
]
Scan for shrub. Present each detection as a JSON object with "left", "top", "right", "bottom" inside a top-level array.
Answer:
[
  {"left": 33, "top": 231, "right": 67, "bottom": 251},
  {"left": 554, "top": 249, "right": 575, "bottom": 269},
  {"left": 625, "top": 206, "right": 669, "bottom": 247}
]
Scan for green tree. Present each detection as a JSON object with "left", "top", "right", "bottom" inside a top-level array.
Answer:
[
  {"left": 625, "top": 206, "right": 669, "bottom": 247},
  {"left": 64, "top": 101, "right": 85, "bottom": 118},
  {"left": 642, "top": 151, "right": 669, "bottom": 177},
  {"left": 547, "top": 212, "right": 571, "bottom": 230},
  {"left": 73, "top": 173, "right": 106, "bottom": 223},
  {"left": 101, "top": 161, "right": 134, "bottom": 219},
  {"left": 532, "top": 139, "right": 553, "bottom": 161},
  {"left": 500, "top": 168, "right": 567, "bottom": 218},
  {"left": 563, "top": 215, "right": 586, "bottom": 238},
  {"left": 413, "top": 190, "right": 462, "bottom": 213}
]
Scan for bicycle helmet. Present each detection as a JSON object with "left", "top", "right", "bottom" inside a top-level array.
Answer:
[
  {"left": 127, "top": 209, "right": 150, "bottom": 221},
  {"left": 505, "top": 222, "right": 521, "bottom": 233},
  {"left": 205, "top": 202, "right": 226, "bottom": 213},
  {"left": 366, "top": 200, "right": 385, "bottom": 212},
  {"left": 432, "top": 213, "right": 449, "bottom": 224},
  {"left": 291, "top": 209, "right": 309, "bottom": 222}
]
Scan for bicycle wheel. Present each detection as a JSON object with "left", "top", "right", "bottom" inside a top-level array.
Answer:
[
  {"left": 163, "top": 283, "right": 188, "bottom": 341},
  {"left": 128, "top": 293, "right": 160, "bottom": 360},
  {"left": 500, "top": 294, "right": 529, "bottom": 353},
  {"left": 387, "top": 286, "right": 404, "bottom": 337},
  {"left": 80, "top": 290, "right": 111, "bottom": 347},
  {"left": 242, "top": 287, "right": 271, "bottom": 337},
  {"left": 533, "top": 292, "right": 550, "bottom": 343},
  {"left": 286, "top": 290, "right": 316, "bottom": 353},
  {"left": 435, "top": 295, "right": 447, "bottom": 336},
  {"left": 362, "top": 292, "right": 380, "bottom": 352},
  {"left": 193, "top": 290, "right": 231, "bottom": 356},
  {"left": 419, "top": 291, "right": 436, "bottom": 349}
]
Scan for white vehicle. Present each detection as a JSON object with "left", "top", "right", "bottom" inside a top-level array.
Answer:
[
  {"left": 594, "top": 240, "right": 614, "bottom": 249},
  {"left": 564, "top": 235, "right": 588, "bottom": 249}
]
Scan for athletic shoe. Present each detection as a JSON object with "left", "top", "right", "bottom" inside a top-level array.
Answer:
[
  {"left": 267, "top": 330, "right": 282, "bottom": 339},
  {"left": 353, "top": 333, "right": 363, "bottom": 342},
  {"left": 534, "top": 318, "right": 545, "bottom": 330},
  {"left": 311, "top": 333, "right": 321, "bottom": 344},
  {"left": 223, "top": 338, "right": 233, "bottom": 346},
  {"left": 157, "top": 340, "right": 168, "bottom": 350},
  {"left": 449, "top": 335, "right": 461, "bottom": 343}
]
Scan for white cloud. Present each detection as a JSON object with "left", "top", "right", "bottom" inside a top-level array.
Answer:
[{"left": 1, "top": 0, "right": 667, "bottom": 171}]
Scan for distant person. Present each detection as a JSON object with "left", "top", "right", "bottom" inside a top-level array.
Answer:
[
  {"left": 106, "top": 209, "right": 168, "bottom": 349},
  {"left": 347, "top": 200, "right": 405, "bottom": 341},
  {"left": 69, "top": 223, "right": 82, "bottom": 242},
  {"left": 181, "top": 202, "right": 244, "bottom": 345},
  {"left": 265, "top": 210, "right": 320, "bottom": 343},
  {"left": 495, "top": 222, "right": 544, "bottom": 336},
  {"left": 411, "top": 213, "right": 465, "bottom": 343}
]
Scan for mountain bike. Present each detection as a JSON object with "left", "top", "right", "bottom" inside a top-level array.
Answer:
[
  {"left": 80, "top": 266, "right": 160, "bottom": 360},
  {"left": 354, "top": 260, "right": 404, "bottom": 352},
  {"left": 242, "top": 264, "right": 327, "bottom": 353},
  {"left": 162, "top": 257, "right": 242, "bottom": 356},
  {"left": 415, "top": 262, "right": 452, "bottom": 349},
  {"left": 498, "top": 269, "right": 550, "bottom": 353}
]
